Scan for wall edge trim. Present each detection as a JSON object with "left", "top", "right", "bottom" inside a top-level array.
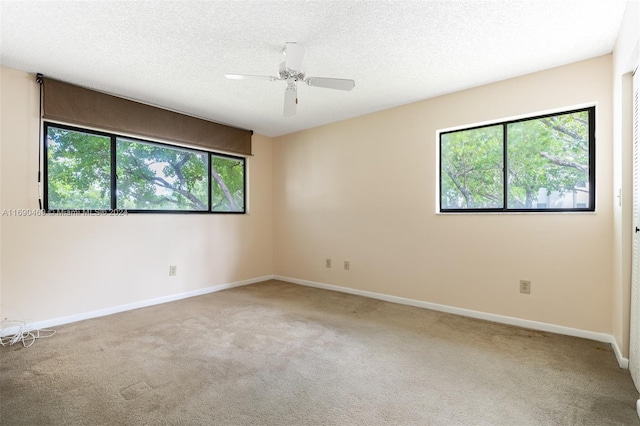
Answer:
[
  {"left": 273, "top": 275, "right": 628, "bottom": 369},
  {"left": 1, "top": 275, "right": 275, "bottom": 337}
]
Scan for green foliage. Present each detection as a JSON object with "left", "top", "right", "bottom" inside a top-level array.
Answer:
[
  {"left": 441, "top": 111, "right": 590, "bottom": 210},
  {"left": 116, "top": 139, "right": 208, "bottom": 210},
  {"left": 211, "top": 156, "right": 245, "bottom": 212},
  {"left": 507, "top": 112, "right": 589, "bottom": 208},
  {"left": 441, "top": 125, "right": 503, "bottom": 209},
  {"left": 47, "top": 127, "right": 111, "bottom": 210}
]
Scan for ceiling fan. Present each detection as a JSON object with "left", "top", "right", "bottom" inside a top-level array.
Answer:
[{"left": 225, "top": 42, "right": 356, "bottom": 117}]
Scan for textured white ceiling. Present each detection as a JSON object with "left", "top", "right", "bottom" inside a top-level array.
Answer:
[{"left": 0, "top": 0, "right": 628, "bottom": 137}]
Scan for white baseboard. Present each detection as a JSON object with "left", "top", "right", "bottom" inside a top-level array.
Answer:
[
  {"left": 637, "top": 399, "right": 640, "bottom": 420},
  {"left": 0, "top": 275, "right": 274, "bottom": 338},
  {"left": 274, "top": 275, "right": 629, "bottom": 369},
  {"left": 609, "top": 336, "right": 629, "bottom": 369}
]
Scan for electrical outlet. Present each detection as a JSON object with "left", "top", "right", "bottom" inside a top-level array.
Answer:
[
  {"left": 169, "top": 265, "right": 177, "bottom": 276},
  {"left": 325, "top": 258, "right": 331, "bottom": 268},
  {"left": 344, "top": 261, "right": 350, "bottom": 271},
  {"left": 519, "top": 280, "right": 531, "bottom": 294}
]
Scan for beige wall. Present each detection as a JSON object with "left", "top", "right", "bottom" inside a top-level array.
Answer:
[
  {"left": 612, "top": 0, "right": 640, "bottom": 359},
  {"left": 0, "top": 52, "right": 626, "bottom": 346},
  {"left": 274, "top": 55, "right": 614, "bottom": 333},
  {"left": 0, "top": 66, "right": 274, "bottom": 323}
]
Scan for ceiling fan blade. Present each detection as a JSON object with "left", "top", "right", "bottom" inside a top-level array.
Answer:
[
  {"left": 283, "top": 82, "right": 297, "bottom": 117},
  {"left": 225, "top": 74, "right": 277, "bottom": 81},
  {"left": 306, "top": 77, "right": 355, "bottom": 91},
  {"left": 285, "top": 42, "right": 305, "bottom": 71}
]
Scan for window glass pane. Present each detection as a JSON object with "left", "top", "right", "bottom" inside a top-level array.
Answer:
[
  {"left": 211, "top": 155, "right": 245, "bottom": 212},
  {"left": 440, "top": 125, "right": 504, "bottom": 209},
  {"left": 46, "top": 126, "right": 111, "bottom": 210},
  {"left": 507, "top": 111, "right": 590, "bottom": 209},
  {"left": 116, "top": 138, "right": 208, "bottom": 211}
]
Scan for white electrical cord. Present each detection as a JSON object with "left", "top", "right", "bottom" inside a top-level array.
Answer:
[{"left": 0, "top": 305, "right": 56, "bottom": 348}]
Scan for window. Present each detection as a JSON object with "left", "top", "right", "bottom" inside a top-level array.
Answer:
[
  {"left": 211, "top": 155, "right": 245, "bottom": 212},
  {"left": 439, "top": 107, "right": 595, "bottom": 212},
  {"left": 44, "top": 123, "right": 246, "bottom": 213},
  {"left": 116, "top": 138, "right": 209, "bottom": 211}
]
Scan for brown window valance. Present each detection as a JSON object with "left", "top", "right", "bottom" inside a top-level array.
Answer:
[{"left": 41, "top": 77, "right": 252, "bottom": 156}]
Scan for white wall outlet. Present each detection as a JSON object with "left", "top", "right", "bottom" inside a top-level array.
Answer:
[
  {"left": 325, "top": 258, "right": 331, "bottom": 268},
  {"left": 344, "top": 261, "right": 350, "bottom": 271},
  {"left": 519, "top": 280, "right": 531, "bottom": 294},
  {"left": 169, "top": 265, "right": 177, "bottom": 276}
]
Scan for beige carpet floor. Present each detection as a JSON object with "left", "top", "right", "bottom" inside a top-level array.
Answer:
[{"left": 1, "top": 279, "right": 639, "bottom": 425}]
